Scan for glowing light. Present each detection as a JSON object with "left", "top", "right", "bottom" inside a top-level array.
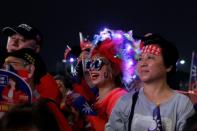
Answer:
[
  {"left": 132, "top": 75, "right": 136, "bottom": 79},
  {"left": 179, "top": 59, "right": 185, "bottom": 65},
  {"left": 69, "top": 58, "right": 75, "bottom": 63},
  {"left": 62, "top": 59, "right": 67, "bottom": 63},
  {"left": 91, "top": 28, "right": 141, "bottom": 90},
  {"left": 103, "top": 28, "right": 108, "bottom": 32},
  {"left": 99, "top": 28, "right": 111, "bottom": 41},
  {"left": 126, "top": 44, "right": 132, "bottom": 52},
  {"left": 113, "top": 33, "right": 122, "bottom": 39},
  {"left": 128, "top": 60, "right": 134, "bottom": 66}
]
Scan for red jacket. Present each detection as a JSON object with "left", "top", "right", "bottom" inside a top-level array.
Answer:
[
  {"left": 36, "top": 73, "right": 62, "bottom": 102},
  {"left": 1, "top": 86, "right": 28, "bottom": 104},
  {"left": 87, "top": 88, "right": 127, "bottom": 131},
  {"left": 47, "top": 101, "right": 72, "bottom": 131}
]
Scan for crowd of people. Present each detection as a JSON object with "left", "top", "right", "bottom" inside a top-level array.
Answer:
[{"left": 0, "top": 23, "right": 196, "bottom": 131}]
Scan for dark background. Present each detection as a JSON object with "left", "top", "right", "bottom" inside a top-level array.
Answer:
[{"left": 0, "top": 0, "right": 196, "bottom": 74}]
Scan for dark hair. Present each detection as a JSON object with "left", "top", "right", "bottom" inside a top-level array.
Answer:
[
  {"left": 141, "top": 34, "right": 179, "bottom": 84},
  {"left": 183, "top": 113, "right": 197, "bottom": 131},
  {"left": 0, "top": 45, "right": 7, "bottom": 68},
  {"left": 54, "top": 74, "right": 72, "bottom": 90},
  {"left": 0, "top": 99, "right": 60, "bottom": 131}
]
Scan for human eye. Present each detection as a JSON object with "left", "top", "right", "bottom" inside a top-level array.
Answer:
[
  {"left": 137, "top": 56, "right": 142, "bottom": 62},
  {"left": 147, "top": 55, "right": 155, "bottom": 60},
  {"left": 9, "top": 62, "right": 20, "bottom": 67},
  {"left": 9, "top": 61, "right": 27, "bottom": 67},
  {"left": 10, "top": 36, "right": 16, "bottom": 40},
  {"left": 85, "top": 59, "right": 92, "bottom": 70},
  {"left": 94, "top": 59, "right": 102, "bottom": 68},
  {"left": 18, "top": 38, "right": 26, "bottom": 42}
]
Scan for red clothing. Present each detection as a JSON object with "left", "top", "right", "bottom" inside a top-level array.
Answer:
[
  {"left": 73, "top": 79, "right": 96, "bottom": 103},
  {"left": 177, "top": 90, "right": 197, "bottom": 104},
  {"left": 1, "top": 86, "right": 28, "bottom": 104},
  {"left": 47, "top": 101, "right": 72, "bottom": 131},
  {"left": 35, "top": 74, "right": 70, "bottom": 130},
  {"left": 87, "top": 88, "right": 127, "bottom": 131},
  {"left": 35, "top": 73, "right": 62, "bottom": 102}
]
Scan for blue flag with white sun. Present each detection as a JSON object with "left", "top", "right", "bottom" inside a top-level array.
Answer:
[
  {"left": 148, "top": 105, "right": 163, "bottom": 131},
  {"left": 189, "top": 51, "right": 197, "bottom": 91}
]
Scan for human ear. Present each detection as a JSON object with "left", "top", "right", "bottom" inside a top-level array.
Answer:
[
  {"left": 28, "top": 64, "right": 35, "bottom": 78},
  {"left": 35, "top": 45, "right": 40, "bottom": 53},
  {"left": 166, "top": 66, "right": 172, "bottom": 72}
]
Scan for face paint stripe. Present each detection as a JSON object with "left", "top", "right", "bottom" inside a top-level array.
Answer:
[{"left": 104, "top": 72, "right": 108, "bottom": 78}]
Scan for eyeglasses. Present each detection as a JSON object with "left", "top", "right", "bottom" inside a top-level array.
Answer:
[
  {"left": 4, "top": 61, "right": 29, "bottom": 69},
  {"left": 85, "top": 58, "right": 108, "bottom": 71}
]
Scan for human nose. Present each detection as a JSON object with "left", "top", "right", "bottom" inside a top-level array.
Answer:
[
  {"left": 138, "top": 58, "right": 148, "bottom": 67},
  {"left": 89, "top": 61, "right": 98, "bottom": 71},
  {"left": 9, "top": 37, "right": 19, "bottom": 47},
  {"left": 85, "top": 60, "right": 92, "bottom": 70},
  {"left": 89, "top": 63, "right": 95, "bottom": 71}
]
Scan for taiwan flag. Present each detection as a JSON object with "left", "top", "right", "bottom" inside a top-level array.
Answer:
[
  {"left": 148, "top": 104, "right": 163, "bottom": 131},
  {"left": 189, "top": 51, "right": 197, "bottom": 92}
]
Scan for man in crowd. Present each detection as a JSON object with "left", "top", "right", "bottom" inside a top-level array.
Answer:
[
  {"left": 2, "top": 23, "right": 61, "bottom": 102},
  {"left": 3, "top": 48, "right": 71, "bottom": 130}
]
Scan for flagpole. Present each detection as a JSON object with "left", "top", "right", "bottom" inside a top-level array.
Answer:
[
  {"left": 189, "top": 51, "right": 195, "bottom": 91},
  {"left": 79, "top": 32, "right": 93, "bottom": 88}
]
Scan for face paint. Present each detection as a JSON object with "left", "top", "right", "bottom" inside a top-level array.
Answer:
[
  {"left": 104, "top": 72, "right": 108, "bottom": 78},
  {"left": 141, "top": 44, "right": 161, "bottom": 56}
]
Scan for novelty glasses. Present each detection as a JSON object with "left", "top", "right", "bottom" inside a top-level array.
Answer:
[{"left": 85, "top": 58, "right": 108, "bottom": 71}]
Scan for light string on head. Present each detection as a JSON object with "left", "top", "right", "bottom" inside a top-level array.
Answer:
[
  {"left": 61, "top": 28, "right": 141, "bottom": 91},
  {"left": 90, "top": 28, "right": 141, "bottom": 90}
]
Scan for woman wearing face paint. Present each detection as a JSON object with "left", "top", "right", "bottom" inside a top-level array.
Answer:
[
  {"left": 85, "top": 38, "right": 128, "bottom": 131},
  {"left": 106, "top": 34, "right": 195, "bottom": 131}
]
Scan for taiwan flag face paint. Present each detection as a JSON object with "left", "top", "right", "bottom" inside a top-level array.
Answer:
[{"left": 141, "top": 44, "right": 162, "bottom": 56}]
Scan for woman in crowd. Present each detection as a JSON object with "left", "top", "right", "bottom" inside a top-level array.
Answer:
[
  {"left": 85, "top": 35, "right": 128, "bottom": 131},
  {"left": 106, "top": 33, "right": 194, "bottom": 131},
  {"left": 54, "top": 74, "right": 72, "bottom": 109}
]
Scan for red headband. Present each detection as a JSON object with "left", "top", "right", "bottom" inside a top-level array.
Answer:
[{"left": 141, "top": 44, "right": 161, "bottom": 55}]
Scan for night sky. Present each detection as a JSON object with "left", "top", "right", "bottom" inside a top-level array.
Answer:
[{"left": 0, "top": 0, "right": 196, "bottom": 73}]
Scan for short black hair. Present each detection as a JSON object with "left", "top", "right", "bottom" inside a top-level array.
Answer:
[
  {"left": 0, "top": 98, "right": 60, "bottom": 131},
  {"left": 0, "top": 45, "right": 7, "bottom": 68},
  {"left": 54, "top": 74, "right": 72, "bottom": 90},
  {"left": 141, "top": 34, "right": 179, "bottom": 83},
  {"left": 183, "top": 112, "right": 197, "bottom": 131}
]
